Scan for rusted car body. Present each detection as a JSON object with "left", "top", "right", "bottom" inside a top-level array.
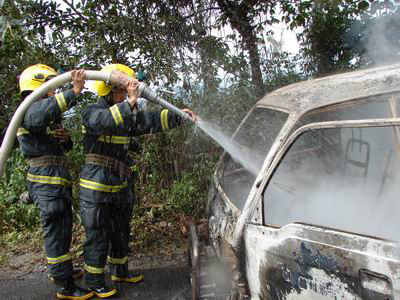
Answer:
[{"left": 189, "top": 64, "right": 400, "bottom": 299}]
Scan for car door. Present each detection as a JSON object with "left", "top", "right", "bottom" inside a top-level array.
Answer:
[{"left": 243, "top": 120, "right": 400, "bottom": 300}]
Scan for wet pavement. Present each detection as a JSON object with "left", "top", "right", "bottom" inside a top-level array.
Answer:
[{"left": 0, "top": 266, "right": 191, "bottom": 299}]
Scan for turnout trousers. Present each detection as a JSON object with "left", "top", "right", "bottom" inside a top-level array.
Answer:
[
  {"left": 31, "top": 187, "right": 73, "bottom": 280},
  {"left": 80, "top": 192, "right": 133, "bottom": 288}
]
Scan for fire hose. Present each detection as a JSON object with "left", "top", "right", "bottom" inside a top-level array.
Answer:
[{"left": 0, "top": 70, "right": 194, "bottom": 178}]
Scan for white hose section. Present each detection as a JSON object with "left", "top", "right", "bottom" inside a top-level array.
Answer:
[{"left": 0, "top": 70, "right": 122, "bottom": 178}]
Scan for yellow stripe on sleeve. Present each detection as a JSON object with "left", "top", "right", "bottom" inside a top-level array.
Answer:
[
  {"left": 17, "top": 127, "right": 29, "bottom": 136},
  {"left": 115, "top": 105, "right": 124, "bottom": 125},
  {"left": 161, "top": 109, "right": 169, "bottom": 130},
  {"left": 109, "top": 105, "right": 124, "bottom": 127},
  {"left": 97, "top": 135, "right": 130, "bottom": 144},
  {"left": 55, "top": 93, "right": 67, "bottom": 112}
]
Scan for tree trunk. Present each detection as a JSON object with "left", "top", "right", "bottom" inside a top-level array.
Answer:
[
  {"left": 216, "top": 0, "right": 266, "bottom": 98},
  {"left": 192, "top": 1, "right": 218, "bottom": 95}
]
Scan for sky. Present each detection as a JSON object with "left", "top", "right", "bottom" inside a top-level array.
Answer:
[{"left": 271, "top": 23, "right": 300, "bottom": 54}]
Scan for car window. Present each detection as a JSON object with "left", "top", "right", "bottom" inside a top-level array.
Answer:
[
  {"left": 293, "top": 93, "right": 400, "bottom": 132},
  {"left": 263, "top": 125, "right": 400, "bottom": 241},
  {"left": 217, "top": 107, "right": 288, "bottom": 211}
]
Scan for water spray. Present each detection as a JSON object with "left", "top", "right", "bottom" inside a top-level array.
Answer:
[{"left": 139, "top": 82, "right": 262, "bottom": 176}]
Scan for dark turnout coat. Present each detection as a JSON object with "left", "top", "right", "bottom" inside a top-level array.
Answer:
[
  {"left": 17, "top": 89, "right": 77, "bottom": 197},
  {"left": 79, "top": 97, "right": 182, "bottom": 203}
]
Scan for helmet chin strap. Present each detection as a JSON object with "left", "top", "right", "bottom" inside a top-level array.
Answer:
[
  {"left": 22, "top": 89, "right": 54, "bottom": 101},
  {"left": 105, "top": 93, "right": 114, "bottom": 106}
]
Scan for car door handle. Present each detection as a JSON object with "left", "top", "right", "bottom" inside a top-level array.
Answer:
[{"left": 359, "top": 269, "right": 392, "bottom": 296}]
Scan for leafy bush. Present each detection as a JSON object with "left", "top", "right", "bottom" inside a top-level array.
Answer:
[
  {"left": 165, "top": 172, "right": 206, "bottom": 216},
  {"left": 0, "top": 149, "right": 40, "bottom": 232}
]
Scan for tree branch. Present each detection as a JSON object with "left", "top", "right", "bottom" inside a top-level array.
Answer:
[
  {"left": 23, "top": 14, "right": 76, "bottom": 27},
  {"left": 62, "top": 0, "right": 88, "bottom": 20},
  {"left": 181, "top": 6, "right": 220, "bottom": 21}
]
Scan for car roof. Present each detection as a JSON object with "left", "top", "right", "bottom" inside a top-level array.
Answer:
[{"left": 258, "top": 63, "right": 400, "bottom": 114}]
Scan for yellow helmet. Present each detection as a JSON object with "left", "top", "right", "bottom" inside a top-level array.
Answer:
[
  {"left": 92, "top": 64, "right": 136, "bottom": 96},
  {"left": 19, "top": 64, "right": 57, "bottom": 94}
]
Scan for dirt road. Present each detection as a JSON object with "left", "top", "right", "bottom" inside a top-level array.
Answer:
[
  {"left": 0, "top": 250, "right": 191, "bottom": 299},
  {"left": 0, "top": 267, "right": 190, "bottom": 299}
]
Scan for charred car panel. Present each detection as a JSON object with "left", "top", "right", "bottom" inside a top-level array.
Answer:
[
  {"left": 244, "top": 223, "right": 400, "bottom": 299},
  {"left": 189, "top": 64, "right": 400, "bottom": 299},
  {"left": 207, "top": 178, "right": 239, "bottom": 259}
]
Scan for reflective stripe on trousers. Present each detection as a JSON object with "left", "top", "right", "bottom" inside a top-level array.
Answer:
[
  {"left": 47, "top": 252, "right": 71, "bottom": 264},
  {"left": 107, "top": 256, "right": 128, "bottom": 265},
  {"left": 84, "top": 263, "right": 104, "bottom": 274},
  {"left": 27, "top": 173, "right": 71, "bottom": 186},
  {"left": 79, "top": 178, "right": 127, "bottom": 193}
]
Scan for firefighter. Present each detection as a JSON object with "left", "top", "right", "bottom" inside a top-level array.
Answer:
[
  {"left": 17, "top": 64, "right": 93, "bottom": 300},
  {"left": 79, "top": 64, "right": 196, "bottom": 298}
]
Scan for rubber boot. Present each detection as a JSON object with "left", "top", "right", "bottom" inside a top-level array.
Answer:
[
  {"left": 56, "top": 277, "right": 94, "bottom": 300},
  {"left": 72, "top": 268, "right": 84, "bottom": 279},
  {"left": 50, "top": 268, "right": 83, "bottom": 282},
  {"left": 111, "top": 272, "right": 144, "bottom": 283},
  {"left": 89, "top": 286, "right": 117, "bottom": 298}
]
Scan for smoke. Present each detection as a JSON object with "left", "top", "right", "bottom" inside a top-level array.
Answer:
[
  {"left": 364, "top": 10, "right": 400, "bottom": 65},
  {"left": 348, "top": 4, "right": 400, "bottom": 66},
  {"left": 266, "top": 125, "right": 400, "bottom": 243}
]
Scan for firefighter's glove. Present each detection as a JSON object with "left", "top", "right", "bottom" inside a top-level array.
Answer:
[
  {"left": 71, "top": 69, "right": 86, "bottom": 96},
  {"left": 181, "top": 108, "right": 197, "bottom": 123}
]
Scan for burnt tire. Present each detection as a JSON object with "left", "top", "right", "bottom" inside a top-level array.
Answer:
[{"left": 188, "top": 223, "right": 200, "bottom": 300}]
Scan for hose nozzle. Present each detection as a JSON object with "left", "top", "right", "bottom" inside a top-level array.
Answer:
[
  {"left": 138, "top": 82, "right": 194, "bottom": 123},
  {"left": 138, "top": 82, "right": 158, "bottom": 102}
]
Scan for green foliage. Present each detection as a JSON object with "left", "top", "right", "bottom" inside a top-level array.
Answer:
[
  {"left": 164, "top": 172, "right": 208, "bottom": 216},
  {"left": 0, "top": 149, "right": 40, "bottom": 232},
  {"left": 0, "top": 0, "right": 79, "bottom": 134},
  {"left": 303, "top": 4, "right": 357, "bottom": 75},
  {"left": 280, "top": 0, "right": 400, "bottom": 76}
]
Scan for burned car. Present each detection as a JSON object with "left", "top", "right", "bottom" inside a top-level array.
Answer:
[{"left": 189, "top": 64, "right": 400, "bottom": 299}]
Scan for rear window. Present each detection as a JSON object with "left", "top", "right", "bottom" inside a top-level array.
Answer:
[
  {"left": 263, "top": 125, "right": 400, "bottom": 241},
  {"left": 218, "top": 107, "right": 288, "bottom": 210}
]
